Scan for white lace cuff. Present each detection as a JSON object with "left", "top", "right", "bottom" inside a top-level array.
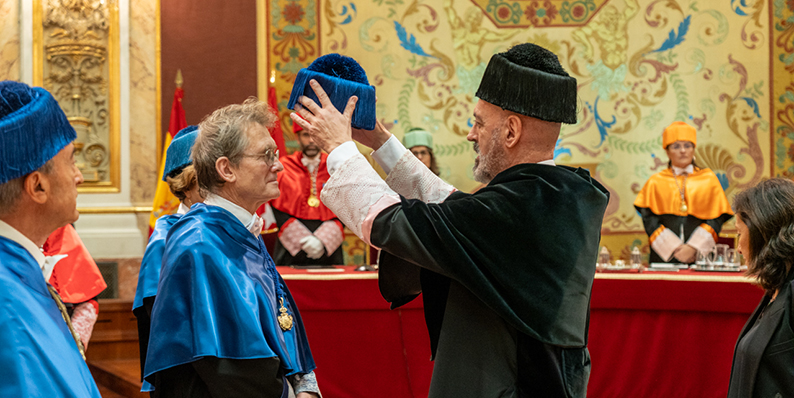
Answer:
[
  {"left": 71, "top": 302, "right": 98, "bottom": 349},
  {"left": 651, "top": 228, "right": 684, "bottom": 262},
  {"left": 279, "top": 219, "right": 314, "bottom": 256},
  {"left": 370, "top": 135, "right": 407, "bottom": 175},
  {"left": 326, "top": 141, "right": 360, "bottom": 175},
  {"left": 290, "top": 371, "right": 321, "bottom": 397},
  {"left": 384, "top": 150, "right": 456, "bottom": 203},
  {"left": 314, "top": 221, "right": 344, "bottom": 254},
  {"left": 686, "top": 226, "right": 717, "bottom": 255},
  {"left": 321, "top": 153, "right": 399, "bottom": 244}
]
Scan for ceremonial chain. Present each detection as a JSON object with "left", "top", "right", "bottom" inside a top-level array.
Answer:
[
  {"left": 307, "top": 167, "right": 320, "bottom": 208},
  {"left": 259, "top": 240, "right": 294, "bottom": 331},
  {"left": 673, "top": 173, "right": 688, "bottom": 213}
]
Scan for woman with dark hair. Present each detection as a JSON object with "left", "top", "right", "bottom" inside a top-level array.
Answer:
[
  {"left": 634, "top": 121, "right": 733, "bottom": 264},
  {"left": 727, "top": 178, "right": 794, "bottom": 398}
]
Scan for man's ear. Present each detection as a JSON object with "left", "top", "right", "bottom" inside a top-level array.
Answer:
[
  {"left": 215, "top": 157, "right": 237, "bottom": 183},
  {"left": 24, "top": 172, "right": 49, "bottom": 205},
  {"left": 504, "top": 114, "right": 522, "bottom": 149}
]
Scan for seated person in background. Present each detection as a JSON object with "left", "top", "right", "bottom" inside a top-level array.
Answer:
[
  {"left": 133, "top": 125, "right": 202, "bottom": 393},
  {"left": 0, "top": 80, "right": 100, "bottom": 397},
  {"left": 403, "top": 127, "right": 440, "bottom": 175},
  {"left": 634, "top": 121, "right": 732, "bottom": 264},
  {"left": 728, "top": 178, "right": 794, "bottom": 398},
  {"left": 144, "top": 98, "right": 319, "bottom": 398},
  {"left": 43, "top": 223, "right": 107, "bottom": 350},
  {"left": 266, "top": 112, "right": 344, "bottom": 266}
]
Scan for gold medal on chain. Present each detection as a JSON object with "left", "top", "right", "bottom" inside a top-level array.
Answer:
[
  {"left": 307, "top": 165, "right": 320, "bottom": 207},
  {"left": 277, "top": 298, "right": 294, "bottom": 331}
]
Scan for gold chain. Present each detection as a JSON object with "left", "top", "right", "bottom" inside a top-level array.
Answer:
[
  {"left": 47, "top": 285, "right": 86, "bottom": 360},
  {"left": 307, "top": 165, "right": 320, "bottom": 207},
  {"left": 673, "top": 172, "right": 688, "bottom": 213}
]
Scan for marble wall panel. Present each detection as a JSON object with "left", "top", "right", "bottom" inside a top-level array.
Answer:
[
  {"left": 0, "top": 0, "right": 20, "bottom": 81},
  {"left": 129, "top": 0, "right": 158, "bottom": 208}
]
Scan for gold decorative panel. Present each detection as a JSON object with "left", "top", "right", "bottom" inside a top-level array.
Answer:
[{"left": 33, "top": 0, "right": 120, "bottom": 193}]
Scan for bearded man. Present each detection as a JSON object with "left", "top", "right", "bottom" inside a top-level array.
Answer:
[
  {"left": 292, "top": 43, "right": 609, "bottom": 398},
  {"left": 267, "top": 124, "right": 344, "bottom": 266}
]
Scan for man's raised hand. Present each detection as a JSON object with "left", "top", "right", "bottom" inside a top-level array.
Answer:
[{"left": 290, "top": 79, "right": 357, "bottom": 153}]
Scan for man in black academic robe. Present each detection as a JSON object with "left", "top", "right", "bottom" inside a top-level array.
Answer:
[{"left": 291, "top": 44, "right": 609, "bottom": 397}]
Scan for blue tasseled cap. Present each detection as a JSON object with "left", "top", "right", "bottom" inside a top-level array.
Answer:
[
  {"left": 162, "top": 125, "right": 198, "bottom": 181},
  {"left": 0, "top": 81, "right": 76, "bottom": 185},
  {"left": 288, "top": 53, "right": 377, "bottom": 130}
]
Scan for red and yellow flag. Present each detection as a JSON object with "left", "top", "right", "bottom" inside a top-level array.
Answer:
[
  {"left": 148, "top": 87, "right": 187, "bottom": 236},
  {"left": 268, "top": 86, "right": 288, "bottom": 157}
]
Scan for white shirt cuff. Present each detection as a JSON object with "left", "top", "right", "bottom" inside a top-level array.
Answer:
[
  {"left": 686, "top": 226, "right": 717, "bottom": 254},
  {"left": 326, "top": 141, "right": 360, "bottom": 175},
  {"left": 651, "top": 228, "right": 684, "bottom": 262},
  {"left": 370, "top": 135, "right": 408, "bottom": 175}
]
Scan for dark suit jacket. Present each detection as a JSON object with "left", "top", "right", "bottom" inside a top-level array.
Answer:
[{"left": 727, "top": 277, "right": 794, "bottom": 398}]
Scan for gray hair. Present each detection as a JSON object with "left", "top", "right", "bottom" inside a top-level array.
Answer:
[
  {"left": 193, "top": 97, "right": 277, "bottom": 194},
  {"left": 0, "top": 160, "right": 54, "bottom": 215}
]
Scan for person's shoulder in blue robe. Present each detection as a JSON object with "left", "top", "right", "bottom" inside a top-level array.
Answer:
[
  {"left": 133, "top": 214, "right": 181, "bottom": 311},
  {"left": 0, "top": 236, "right": 101, "bottom": 398},
  {"left": 144, "top": 203, "right": 315, "bottom": 383}
]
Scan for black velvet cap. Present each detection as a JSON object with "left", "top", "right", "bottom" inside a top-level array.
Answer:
[{"left": 475, "top": 43, "right": 577, "bottom": 124}]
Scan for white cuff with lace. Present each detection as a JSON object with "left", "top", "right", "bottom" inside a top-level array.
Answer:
[
  {"left": 290, "top": 371, "right": 321, "bottom": 397},
  {"left": 651, "top": 228, "right": 684, "bottom": 262},
  {"left": 321, "top": 152, "right": 399, "bottom": 245},
  {"left": 686, "top": 226, "right": 717, "bottom": 255},
  {"left": 384, "top": 150, "right": 456, "bottom": 203}
]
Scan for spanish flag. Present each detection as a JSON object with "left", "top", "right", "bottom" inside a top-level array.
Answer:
[{"left": 148, "top": 85, "right": 187, "bottom": 236}]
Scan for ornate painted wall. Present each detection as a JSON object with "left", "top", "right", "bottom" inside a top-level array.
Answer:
[{"left": 265, "top": 0, "right": 793, "bottom": 261}]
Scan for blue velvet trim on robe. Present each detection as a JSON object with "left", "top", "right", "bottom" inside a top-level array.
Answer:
[
  {"left": 0, "top": 237, "right": 101, "bottom": 398},
  {"left": 143, "top": 203, "right": 316, "bottom": 383},
  {"left": 132, "top": 214, "right": 181, "bottom": 311}
]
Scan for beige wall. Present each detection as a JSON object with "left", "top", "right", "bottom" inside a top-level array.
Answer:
[
  {"left": 0, "top": 0, "right": 20, "bottom": 81},
  {"left": 263, "top": 0, "right": 790, "bottom": 260}
]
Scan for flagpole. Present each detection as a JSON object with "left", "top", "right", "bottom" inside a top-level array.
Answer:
[{"left": 148, "top": 70, "right": 188, "bottom": 236}]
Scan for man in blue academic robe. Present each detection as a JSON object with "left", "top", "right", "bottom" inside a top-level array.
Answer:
[
  {"left": 0, "top": 80, "right": 101, "bottom": 397},
  {"left": 144, "top": 99, "right": 320, "bottom": 397},
  {"left": 292, "top": 44, "right": 609, "bottom": 397}
]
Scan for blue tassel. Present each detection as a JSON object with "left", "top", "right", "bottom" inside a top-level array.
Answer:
[{"left": 288, "top": 54, "right": 377, "bottom": 130}]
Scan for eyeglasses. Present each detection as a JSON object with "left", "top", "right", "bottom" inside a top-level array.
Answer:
[
  {"left": 242, "top": 148, "right": 280, "bottom": 166},
  {"left": 668, "top": 142, "right": 694, "bottom": 150},
  {"left": 411, "top": 149, "right": 430, "bottom": 157}
]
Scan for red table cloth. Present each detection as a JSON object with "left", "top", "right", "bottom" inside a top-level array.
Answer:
[{"left": 280, "top": 267, "right": 763, "bottom": 398}]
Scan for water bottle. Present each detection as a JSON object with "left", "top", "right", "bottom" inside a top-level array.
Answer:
[
  {"left": 598, "top": 246, "right": 611, "bottom": 269},
  {"left": 630, "top": 246, "right": 642, "bottom": 269}
]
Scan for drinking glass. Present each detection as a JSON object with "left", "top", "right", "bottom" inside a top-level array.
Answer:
[
  {"left": 713, "top": 244, "right": 729, "bottom": 267},
  {"left": 725, "top": 248, "right": 737, "bottom": 268}
]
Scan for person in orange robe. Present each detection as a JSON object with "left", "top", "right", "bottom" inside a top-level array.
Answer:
[
  {"left": 264, "top": 124, "right": 345, "bottom": 266},
  {"left": 42, "top": 223, "right": 107, "bottom": 349},
  {"left": 634, "top": 121, "right": 733, "bottom": 264}
]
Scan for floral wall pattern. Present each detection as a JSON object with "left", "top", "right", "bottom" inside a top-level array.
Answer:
[{"left": 265, "top": 0, "right": 793, "bottom": 260}]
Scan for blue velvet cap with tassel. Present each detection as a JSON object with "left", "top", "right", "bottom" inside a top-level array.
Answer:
[
  {"left": 287, "top": 53, "right": 377, "bottom": 130},
  {"left": 162, "top": 125, "right": 198, "bottom": 181},
  {"left": 0, "top": 81, "right": 76, "bottom": 185}
]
